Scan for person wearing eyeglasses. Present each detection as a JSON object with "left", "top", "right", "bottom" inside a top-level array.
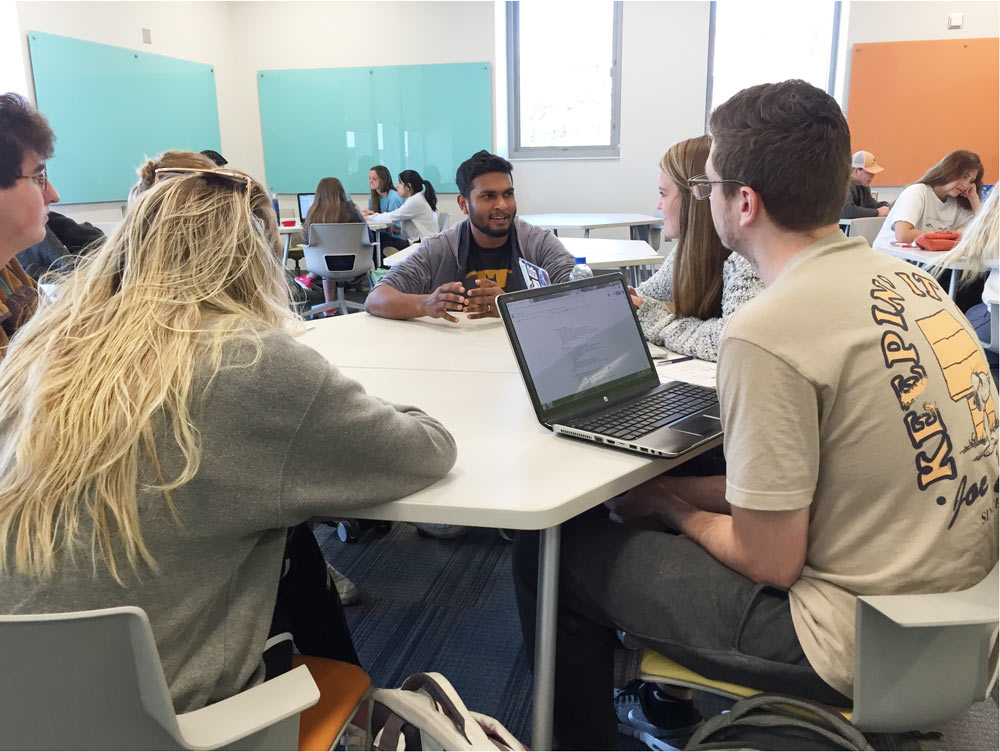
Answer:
[
  {"left": 0, "top": 159, "right": 457, "bottom": 714},
  {"left": 631, "top": 135, "right": 763, "bottom": 362},
  {"left": 513, "top": 80, "right": 997, "bottom": 750},
  {"left": 0, "top": 93, "right": 60, "bottom": 361}
]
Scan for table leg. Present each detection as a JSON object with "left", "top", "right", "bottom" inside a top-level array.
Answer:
[
  {"left": 531, "top": 524, "right": 561, "bottom": 751},
  {"left": 583, "top": 228, "right": 590, "bottom": 239},
  {"left": 282, "top": 233, "right": 291, "bottom": 269},
  {"left": 948, "top": 269, "right": 959, "bottom": 299}
]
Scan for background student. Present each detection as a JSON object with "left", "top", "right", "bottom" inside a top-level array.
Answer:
[
  {"left": 368, "top": 164, "right": 404, "bottom": 244},
  {"left": 874, "top": 149, "right": 983, "bottom": 246},
  {"left": 294, "top": 176, "right": 366, "bottom": 303},
  {"left": 841, "top": 150, "right": 891, "bottom": 219},
  {"left": 0, "top": 164, "right": 457, "bottom": 713},
  {"left": 363, "top": 169, "right": 439, "bottom": 251},
  {"left": 633, "top": 135, "right": 763, "bottom": 362}
]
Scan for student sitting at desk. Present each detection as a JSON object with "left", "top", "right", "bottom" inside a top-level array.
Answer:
[
  {"left": 0, "top": 164, "right": 457, "bottom": 713},
  {"left": 368, "top": 164, "right": 404, "bottom": 244},
  {"left": 0, "top": 93, "right": 59, "bottom": 360},
  {"left": 841, "top": 150, "right": 890, "bottom": 219},
  {"left": 293, "top": 176, "right": 365, "bottom": 298},
  {"left": 513, "top": 80, "right": 998, "bottom": 750},
  {"left": 365, "top": 150, "right": 574, "bottom": 323},
  {"left": 633, "top": 135, "right": 762, "bottom": 361},
  {"left": 362, "top": 169, "right": 439, "bottom": 252},
  {"left": 873, "top": 149, "right": 983, "bottom": 247}
]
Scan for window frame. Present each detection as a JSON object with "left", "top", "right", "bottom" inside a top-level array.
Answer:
[
  {"left": 704, "top": 0, "right": 843, "bottom": 130},
  {"left": 505, "top": 0, "right": 623, "bottom": 160}
]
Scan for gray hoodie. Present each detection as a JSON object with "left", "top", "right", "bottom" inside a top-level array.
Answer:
[
  {"left": 0, "top": 328, "right": 456, "bottom": 713},
  {"left": 374, "top": 216, "right": 576, "bottom": 294}
]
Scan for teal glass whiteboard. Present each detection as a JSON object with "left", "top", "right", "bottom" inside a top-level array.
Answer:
[
  {"left": 28, "top": 31, "right": 221, "bottom": 204},
  {"left": 257, "top": 63, "right": 491, "bottom": 195}
]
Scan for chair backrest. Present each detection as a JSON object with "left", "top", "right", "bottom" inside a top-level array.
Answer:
[
  {"left": 437, "top": 212, "right": 450, "bottom": 232},
  {"left": 848, "top": 216, "right": 886, "bottom": 246},
  {"left": 851, "top": 562, "right": 999, "bottom": 732},
  {"left": 0, "top": 606, "right": 186, "bottom": 749},
  {"left": 985, "top": 302, "right": 998, "bottom": 353},
  {"left": 303, "top": 222, "right": 375, "bottom": 281}
]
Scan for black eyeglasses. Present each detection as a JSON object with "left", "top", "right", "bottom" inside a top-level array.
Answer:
[
  {"left": 687, "top": 174, "right": 749, "bottom": 200},
  {"left": 18, "top": 168, "right": 48, "bottom": 189}
]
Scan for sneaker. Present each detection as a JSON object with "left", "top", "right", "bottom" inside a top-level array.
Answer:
[
  {"left": 326, "top": 563, "right": 361, "bottom": 606},
  {"left": 294, "top": 274, "right": 317, "bottom": 292},
  {"left": 413, "top": 522, "right": 470, "bottom": 539},
  {"left": 614, "top": 681, "right": 702, "bottom": 747}
]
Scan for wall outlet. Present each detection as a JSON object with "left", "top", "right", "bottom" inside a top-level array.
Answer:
[
  {"left": 141, "top": 28, "right": 152, "bottom": 44},
  {"left": 947, "top": 13, "right": 964, "bottom": 29}
]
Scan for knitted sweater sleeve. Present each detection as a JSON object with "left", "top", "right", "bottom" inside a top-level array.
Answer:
[{"left": 635, "top": 252, "right": 763, "bottom": 362}]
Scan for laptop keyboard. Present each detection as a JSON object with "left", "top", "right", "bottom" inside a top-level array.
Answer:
[{"left": 571, "top": 383, "right": 718, "bottom": 441}]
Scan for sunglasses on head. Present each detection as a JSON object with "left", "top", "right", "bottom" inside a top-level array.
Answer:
[{"left": 154, "top": 167, "right": 254, "bottom": 194}]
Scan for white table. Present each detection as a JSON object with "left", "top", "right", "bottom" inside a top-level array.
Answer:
[
  {"left": 872, "top": 240, "right": 968, "bottom": 298},
  {"left": 519, "top": 213, "right": 662, "bottom": 242},
  {"left": 383, "top": 236, "right": 664, "bottom": 287},
  {"left": 560, "top": 237, "right": 664, "bottom": 286},
  {"left": 296, "top": 314, "right": 718, "bottom": 749}
]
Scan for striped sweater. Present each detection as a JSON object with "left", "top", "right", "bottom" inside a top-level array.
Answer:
[{"left": 636, "top": 250, "right": 763, "bottom": 362}]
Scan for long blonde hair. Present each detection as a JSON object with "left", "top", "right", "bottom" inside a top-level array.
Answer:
[
  {"left": 932, "top": 189, "right": 999, "bottom": 286},
  {"left": 0, "top": 167, "right": 297, "bottom": 581}
]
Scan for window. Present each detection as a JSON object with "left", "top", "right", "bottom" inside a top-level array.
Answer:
[
  {"left": 506, "top": 1, "right": 622, "bottom": 159},
  {"left": 707, "top": 0, "right": 842, "bottom": 121}
]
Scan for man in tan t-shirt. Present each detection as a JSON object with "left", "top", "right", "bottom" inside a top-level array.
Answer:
[{"left": 512, "top": 79, "right": 998, "bottom": 750}]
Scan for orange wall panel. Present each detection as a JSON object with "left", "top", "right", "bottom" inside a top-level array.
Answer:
[{"left": 847, "top": 37, "right": 998, "bottom": 186}]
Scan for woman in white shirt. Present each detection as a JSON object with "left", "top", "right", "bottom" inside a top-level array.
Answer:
[
  {"left": 363, "top": 169, "right": 439, "bottom": 251},
  {"left": 874, "top": 150, "right": 983, "bottom": 247}
]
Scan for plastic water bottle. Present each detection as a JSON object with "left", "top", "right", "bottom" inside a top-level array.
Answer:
[
  {"left": 568, "top": 256, "right": 593, "bottom": 281},
  {"left": 271, "top": 192, "right": 280, "bottom": 217}
]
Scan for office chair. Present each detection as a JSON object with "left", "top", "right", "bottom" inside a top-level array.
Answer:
[
  {"left": 846, "top": 216, "right": 886, "bottom": 246},
  {"left": 302, "top": 223, "right": 375, "bottom": 317},
  {"left": 630, "top": 562, "right": 998, "bottom": 733},
  {"left": 0, "top": 606, "right": 372, "bottom": 750}
]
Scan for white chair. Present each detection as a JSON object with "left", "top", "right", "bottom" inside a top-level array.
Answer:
[
  {"left": 844, "top": 216, "right": 886, "bottom": 246},
  {"left": 437, "top": 212, "right": 450, "bottom": 232},
  {"left": 302, "top": 223, "right": 375, "bottom": 317},
  {"left": 636, "top": 563, "right": 998, "bottom": 733},
  {"left": 0, "top": 606, "right": 323, "bottom": 749}
]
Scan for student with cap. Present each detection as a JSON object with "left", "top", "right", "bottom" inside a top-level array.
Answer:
[{"left": 841, "top": 150, "right": 890, "bottom": 219}]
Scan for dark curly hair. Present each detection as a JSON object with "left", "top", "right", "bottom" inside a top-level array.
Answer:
[{"left": 0, "top": 93, "right": 55, "bottom": 190}]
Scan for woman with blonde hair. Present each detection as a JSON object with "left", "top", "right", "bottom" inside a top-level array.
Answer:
[
  {"left": 934, "top": 187, "right": 999, "bottom": 378},
  {"left": 127, "top": 148, "right": 216, "bottom": 202},
  {"left": 0, "top": 163, "right": 456, "bottom": 711},
  {"left": 633, "top": 135, "right": 763, "bottom": 361}
]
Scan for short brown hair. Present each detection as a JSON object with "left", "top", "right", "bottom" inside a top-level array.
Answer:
[
  {"left": 919, "top": 150, "right": 983, "bottom": 212},
  {"left": 708, "top": 80, "right": 850, "bottom": 232},
  {"left": 0, "top": 93, "right": 55, "bottom": 190}
]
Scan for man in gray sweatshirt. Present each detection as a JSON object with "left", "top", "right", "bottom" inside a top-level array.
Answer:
[{"left": 365, "top": 151, "right": 575, "bottom": 322}]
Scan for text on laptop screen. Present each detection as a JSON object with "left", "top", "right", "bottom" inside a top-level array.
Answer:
[
  {"left": 298, "top": 193, "right": 315, "bottom": 222},
  {"left": 505, "top": 278, "right": 653, "bottom": 411}
]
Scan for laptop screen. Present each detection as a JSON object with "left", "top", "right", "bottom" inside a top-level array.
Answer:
[
  {"left": 502, "top": 275, "right": 656, "bottom": 415},
  {"left": 297, "top": 193, "right": 315, "bottom": 222}
]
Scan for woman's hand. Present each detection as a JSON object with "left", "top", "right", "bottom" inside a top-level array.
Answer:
[
  {"left": 962, "top": 184, "right": 981, "bottom": 212},
  {"left": 627, "top": 286, "right": 644, "bottom": 309},
  {"left": 362, "top": 209, "right": 374, "bottom": 218}
]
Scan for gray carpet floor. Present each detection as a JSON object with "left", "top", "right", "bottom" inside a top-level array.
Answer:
[{"left": 314, "top": 521, "right": 999, "bottom": 750}]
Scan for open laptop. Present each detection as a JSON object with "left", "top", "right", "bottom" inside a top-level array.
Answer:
[
  {"left": 297, "top": 193, "right": 315, "bottom": 223},
  {"left": 497, "top": 273, "right": 722, "bottom": 458}
]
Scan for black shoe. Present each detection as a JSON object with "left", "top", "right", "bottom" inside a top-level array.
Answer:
[{"left": 615, "top": 681, "right": 703, "bottom": 748}]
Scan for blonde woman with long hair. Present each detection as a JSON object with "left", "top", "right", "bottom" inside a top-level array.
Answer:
[
  {"left": 0, "top": 164, "right": 456, "bottom": 712},
  {"left": 934, "top": 187, "right": 999, "bottom": 374},
  {"left": 633, "top": 136, "right": 763, "bottom": 361}
]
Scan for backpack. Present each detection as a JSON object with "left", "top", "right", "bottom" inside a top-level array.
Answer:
[
  {"left": 368, "top": 672, "right": 526, "bottom": 751},
  {"left": 685, "top": 693, "right": 872, "bottom": 751}
]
